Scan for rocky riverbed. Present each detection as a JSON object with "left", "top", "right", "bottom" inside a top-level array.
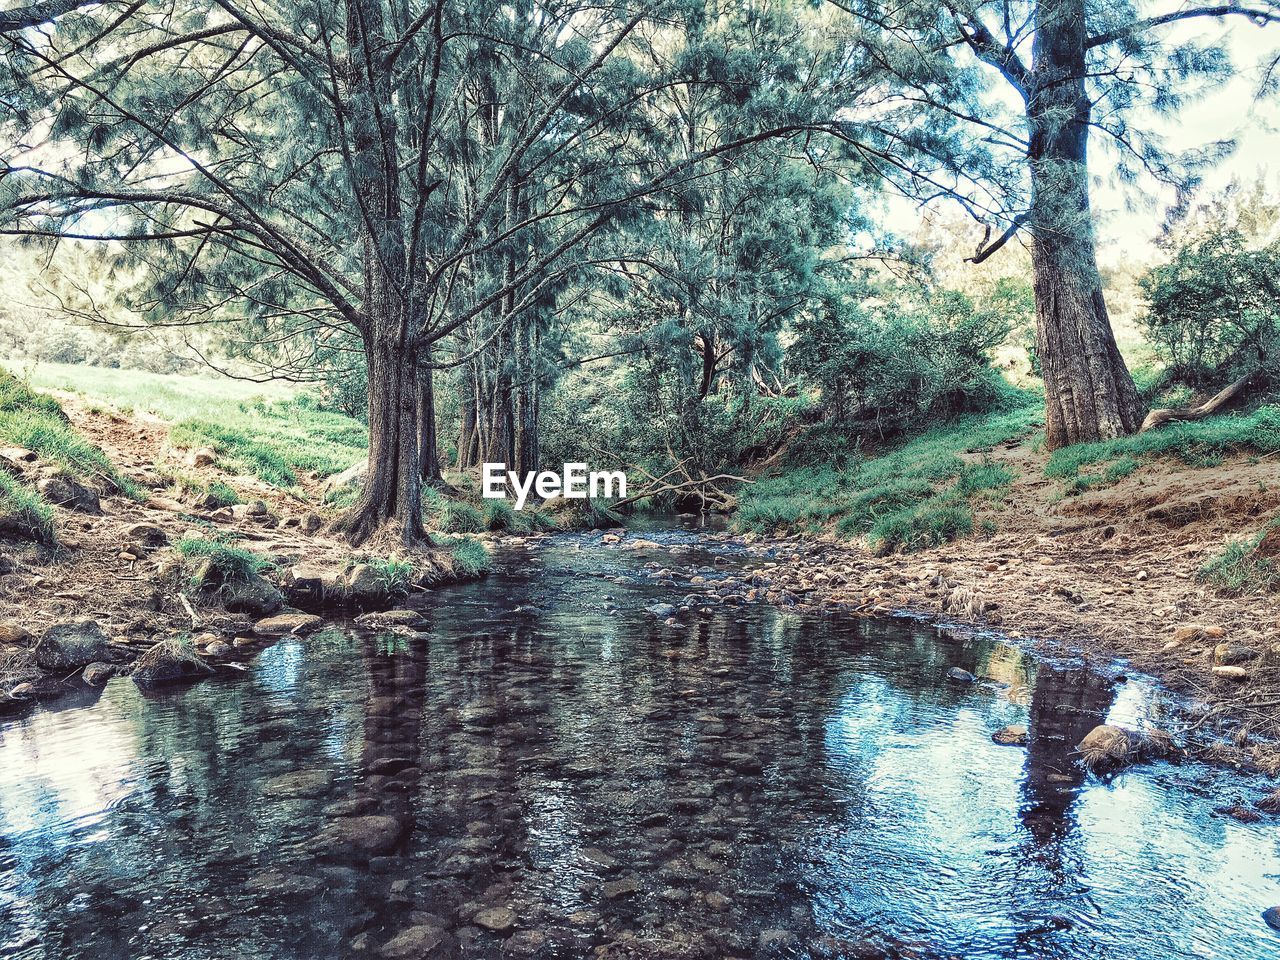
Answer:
[{"left": 7, "top": 528, "right": 1279, "bottom": 960}]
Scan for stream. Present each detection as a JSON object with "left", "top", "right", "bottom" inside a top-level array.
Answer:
[{"left": 1, "top": 530, "right": 1278, "bottom": 959}]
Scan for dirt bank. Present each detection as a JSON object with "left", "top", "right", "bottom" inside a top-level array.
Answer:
[{"left": 0, "top": 398, "right": 470, "bottom": 711}]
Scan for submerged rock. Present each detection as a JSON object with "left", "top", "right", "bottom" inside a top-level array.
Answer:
[
  {"left": 991, "top": 724, "right": 1028, "bottom": 746},
  {"left": 254, "top": 613, "right": 325, "bottom": 637},
  {"left": 378, "top": 925, "right": 446, "bottom": 958},
  {"left": 314, "top": 815, "right": 404, "bottom": 857},
  {"left": 473, "top": 907, "right": 516, "bottom": 933},
  {"left": 1265, "top": 906, "right": 1280, "bottom": 932},
  {"left": 645, "top": 603, "right": 677, "bottom": 618},
  {"left": 33, "top": 621, "right": 112, "bottom": 671},
  {"left": 947, "top": 666, "right": 977, "bottom": 684}
]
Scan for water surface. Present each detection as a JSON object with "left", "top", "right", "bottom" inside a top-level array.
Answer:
[{"left": 1, "top": 532, "right": 1277, "bottom": 959}]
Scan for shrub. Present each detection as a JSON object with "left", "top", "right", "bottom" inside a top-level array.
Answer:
[{"left": 1139, "top": 228, "right": 1280, "bottom": 388}]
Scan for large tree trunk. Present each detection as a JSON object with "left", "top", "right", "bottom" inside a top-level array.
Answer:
[
  {"left": 331, "top": 0, "right": 424, "bottom": 545},
  {"left": 1028, "top": 0, "right": 1141, "bottom": 449},
  {"left": 334, "top": 328, "right": 425, "bottom": 545}
]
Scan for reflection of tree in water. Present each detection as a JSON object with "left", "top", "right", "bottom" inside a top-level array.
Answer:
[{"left": 1020, "top": 664, "right": 1117, "bottom": 849}]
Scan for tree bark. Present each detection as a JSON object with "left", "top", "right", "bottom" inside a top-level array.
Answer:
[
  {"left": 1028, "top": 0, "right": 1142, "bottom": 449},
  {"left": 418, "top": 355, "right": 444, "bottom": 485},
  {"left": 331, "top": 0, "right": 425, "bottom": 545}
]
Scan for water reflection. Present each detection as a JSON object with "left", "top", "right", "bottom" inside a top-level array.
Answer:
[{"left": 0, "top": 534, "right": 1277, "bottom": 960}]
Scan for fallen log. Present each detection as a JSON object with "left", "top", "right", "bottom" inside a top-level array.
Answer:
[{"left": 1139, "top": 372, "right": 1257, "bottom": 433}]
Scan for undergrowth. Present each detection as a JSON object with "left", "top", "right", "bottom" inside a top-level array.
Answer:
[{"left": 734, "top": 401, "right": 1038, "bottom": 551}]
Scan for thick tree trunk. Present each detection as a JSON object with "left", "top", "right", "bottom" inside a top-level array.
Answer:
[
  {"left": 1028, "top": 0, "right": 1141, "bottom": 449},
  {"left": 334, "top": 328, "right": 425, "bottom": 544},
  {"left": 331, "top": 0, "right": 424, "bottom": 545}
]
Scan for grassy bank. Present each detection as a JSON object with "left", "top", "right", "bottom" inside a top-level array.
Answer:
[
  {"left": 6, "top": 362, "right": 366, "bottom": 487},
  {"left": 1045, "top": 404, "right": 1280, "bottom": 494},
  {"left": 734, "top": 400, "right": 1042, "bottom": 551},
  {"left": 0, "top": 370, "right": 139, "bottom": 542}
]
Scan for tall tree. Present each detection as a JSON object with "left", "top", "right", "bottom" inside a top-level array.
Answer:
[
  {"left": 829, "top": 0, "right": 1280, "bottom": 448},
  {"left": 0, "top": 0, "right": 860, "bottom": 544}
]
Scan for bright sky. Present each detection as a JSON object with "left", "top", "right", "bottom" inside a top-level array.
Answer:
[{"left": 1092, "top": 19, "right": 1280, "bottom": 262}]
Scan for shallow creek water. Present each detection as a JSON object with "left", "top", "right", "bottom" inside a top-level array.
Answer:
[{"left": 1, "top": 530, "right": 1278, "bottom": 960}]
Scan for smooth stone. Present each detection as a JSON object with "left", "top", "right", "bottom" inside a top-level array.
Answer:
[
  {"left": 947, "top": 666, "right": 977, "bottom": 683},
  {"left": 379, "top": 924, "right": 446, "bottom": 958},
  {"left": 992, "top": 724, "right": 1028, "bottom": 746},
  {"left": 473, "top": 907, "right": 516, "bottom": 933}
]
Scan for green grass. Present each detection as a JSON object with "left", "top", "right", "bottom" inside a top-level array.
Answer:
[
  {"left": 5, "top": 362, "right": 366, "bottom": 488},
  {"left": 0, "top": 371, "right": 65, "bottom": 420},
  {"left": 423, "top": 488, "right": 555, "bottom": 535},
  {"left": 0, "top": 371, "right": 139, "bottom": 498},
  {"left": 169, "top": 401, "right": 366, "bottom": 486},
  {"left": 1046, "top": 404, "right": 1280, "bottom": 493},
  {"left": 163, "top": 471, "right": 243, "bottom": 507},
  {"left": 868, "top": 499, "right": 974, "bottom": 553},
  {"left": 0, "top": 472, "right": 55, "bottom": 543},
  {"left": 364, "top": 555, "right": 416, "bottom": 597},
  {"left": 449, "top": 538, "right": 491, "bottom": 576},
  {"left": 177, "top": 535, "right": 268, "bottom": 581},
  {"left": 735, "top": 401, "right": 1038, "bottom": 550},
  {"left": 1198, "top": 522, "right": 1280, "bottom": 595}
]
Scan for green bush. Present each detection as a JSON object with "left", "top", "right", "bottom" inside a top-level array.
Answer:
[{"left": 1139, "top": 228, "right": 1280, "bottom": 388}]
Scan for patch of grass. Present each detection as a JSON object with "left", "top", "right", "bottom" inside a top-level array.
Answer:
[
  {"left": 449, "top": 538, "right": 491, "bottom": 576},
  {"left": 868, "top": 498, "right": 974, "bottom": 553},
  {"left": 1199, "top": 522, "right": 1280, "bottom": 595},
  {"left": 365, "top": 556, "right": 416, "bottom": 597},
  {"left": 0, "top": 370, "right": 65, "bottom": 420},
  {"left": 734, "top": 400, "right": 1038, "bottom": 548},
  {"left": 1046, "top": 404, "right": 1280, "bottom": 493},
  {"left": 432, "top": 498, "right": 484, "bottom": 533},
  {"left": 177, "top": 535, "right": 267, "bottom": 581},
  {"left": 0, "top": 374, "right": 139, "bottom": 498},
  {"left": 0, "top": 472, "right": 55, "bottom": 543},
  {"left": 163, "top": 470, "right": 243, "bottom": 507}
]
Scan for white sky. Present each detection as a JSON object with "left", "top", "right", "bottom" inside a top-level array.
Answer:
[{"left": 1090, "top": 19, "right": 1279, "bottom": 262}]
